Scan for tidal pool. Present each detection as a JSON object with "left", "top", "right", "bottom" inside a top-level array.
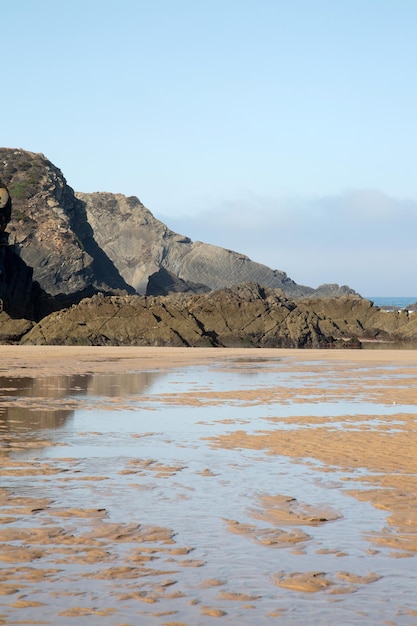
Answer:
[{"left": 1, "top": 352, "right": 417, "bottom": 625}]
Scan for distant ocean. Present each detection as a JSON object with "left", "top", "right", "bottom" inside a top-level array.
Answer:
[{"left": 365, "top": 296, "right": 417, "bottom": 309}]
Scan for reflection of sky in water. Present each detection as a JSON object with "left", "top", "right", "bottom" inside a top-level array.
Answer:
[
  {"left": 1, "top": 363, "right": 416, "bottom": 439},
  {"left": 2, "top": 360, "right": 417, "bottom": 625},
  {"left": 136, "top": 363, "right": 417, "bottom": 398}
]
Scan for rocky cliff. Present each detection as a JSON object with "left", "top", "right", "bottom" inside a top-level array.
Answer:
[
  {"left": 0, "top": 148, "right": 355, "bottom": 300},
  {"left": 1, "top": 149, "right": 133, "bottom": 298},
  {"left": 77, "top": 190, "right": 356, "bottom": 298},
  {"left": 5, "top": 146, "right": 414, "bottom": 349}
]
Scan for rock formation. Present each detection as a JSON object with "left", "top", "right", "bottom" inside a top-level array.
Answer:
[
  {"left": 146, "top": 267, "right": 210, "bottom": 296},
  {"left": 1, "top": 146, "right": 416, "bottom": 348},
  {"left": 20, "top": 284, "right": 332, "bottom": 348},
  {"left": 20, "top": 283, "right": 417, "bottom": 348},
  {"left": 77, "top": 190, "right": 356, "bottom": 298},
  {"left": 0, "top": 148, "right": 355, "bottom": 301},
  {"left": 1, "top": 149, "right": 134, "bottom": 298}
]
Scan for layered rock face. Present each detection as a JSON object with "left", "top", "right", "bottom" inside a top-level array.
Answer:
[
  {"left": 77, "top": 190, "right": 356, "bottom": 298},
  {"left": 0, "top": 148, "right": 354, "bottom": 300}
]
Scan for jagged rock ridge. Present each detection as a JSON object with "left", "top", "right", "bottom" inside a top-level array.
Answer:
[{"left": 21, "top": 284, "right": 417, "bottom": 348}]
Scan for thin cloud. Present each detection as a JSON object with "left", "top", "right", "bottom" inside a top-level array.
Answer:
[{"left": 158, "top": 190, "right": 417, "bottom": 295}]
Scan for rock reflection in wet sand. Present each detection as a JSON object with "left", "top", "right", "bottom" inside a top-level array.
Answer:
[{"left": 0, "top": 348, "right": 417, "bottom": 625}]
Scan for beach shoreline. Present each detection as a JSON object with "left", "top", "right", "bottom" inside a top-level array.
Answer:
[{"left": 1, "top": 345, "right": 417, "bottom": 378}]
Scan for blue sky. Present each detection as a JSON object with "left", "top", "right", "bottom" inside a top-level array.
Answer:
[{"left": 3, "top": 0, "right": 417, "bottom": 295}]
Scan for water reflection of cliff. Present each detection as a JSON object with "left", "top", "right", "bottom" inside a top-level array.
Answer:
[{"left": 0, "top": 371, "right": 163, "bottom": 435}]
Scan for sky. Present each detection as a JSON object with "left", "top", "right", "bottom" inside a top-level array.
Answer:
[{"left": 2, "top": 0, "right": 417, "bottom": 296}]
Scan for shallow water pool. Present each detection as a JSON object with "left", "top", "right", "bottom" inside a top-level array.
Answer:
[{"left": 1, "top": 357, "right": 417, "bottom": 625}]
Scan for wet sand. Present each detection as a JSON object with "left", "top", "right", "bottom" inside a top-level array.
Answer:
[
  {"left": 1, "top": 346, "right": 417, "bottom": 624},
  {"left": 1, "top": 344, "right": 417, "bottom": 377}
]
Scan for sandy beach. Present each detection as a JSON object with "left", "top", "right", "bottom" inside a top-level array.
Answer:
[
  {"left": 1, "top": 346, "right": 417, "bottom": 624},
  {"left": 1, "top": 344, "right": 417, "bottom": 377}
]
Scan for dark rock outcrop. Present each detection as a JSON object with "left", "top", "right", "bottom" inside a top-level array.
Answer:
[
  {"left": 0, "top": 245, "right": 50, "bottom": 343},
  {"left": 146, "top": 267, "right": 210, "bottom": 296},
  {"left": 18, "top": 283, "right": 354, "bottom": 348},
  {"left": 301, "top": 295, "right": 417, "bottom": 346},
  {"left": 20, "top": 285, "right": 417, "bottom": 348},
  {"left": 0, "top": 246, "right": 36, "bottom": 319},
  {"left": 1, "top": 149, "right": 133, "bottom": 297}
]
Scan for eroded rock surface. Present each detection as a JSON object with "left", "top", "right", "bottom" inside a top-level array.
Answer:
[{"left": 20, "top": 284, "right": 417, "bottom": 348}]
